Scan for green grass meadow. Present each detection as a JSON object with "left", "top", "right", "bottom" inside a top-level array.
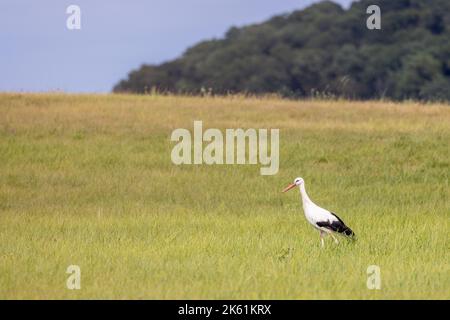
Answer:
[{"left": 0, "top": 93, "right": 449, "bottom": 299}]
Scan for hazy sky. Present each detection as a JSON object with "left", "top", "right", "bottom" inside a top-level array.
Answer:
[{"left": 1, "top": 0, "right": 353, "bottom": 93}]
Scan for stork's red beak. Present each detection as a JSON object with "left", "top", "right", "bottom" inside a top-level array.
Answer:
[{"left": 282, "top": 183, "right": 296, "bottom": 193}]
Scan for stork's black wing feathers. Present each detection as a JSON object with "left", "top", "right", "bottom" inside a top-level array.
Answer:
[{"left": 316, "top": 212, "right": 355, "bottom": 238}]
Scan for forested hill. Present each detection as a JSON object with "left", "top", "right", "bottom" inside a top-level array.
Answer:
[{"left": 113, "top": 0, "right": 450, "bottom": 101}]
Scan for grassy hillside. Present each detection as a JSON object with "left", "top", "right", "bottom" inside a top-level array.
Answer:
[{"left": 0, "top": 93, "right": 449, "bottom": 299}]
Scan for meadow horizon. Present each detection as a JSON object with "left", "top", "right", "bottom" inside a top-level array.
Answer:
[{"left": 0, "top": 93, "right": 448, "bottom": 299}]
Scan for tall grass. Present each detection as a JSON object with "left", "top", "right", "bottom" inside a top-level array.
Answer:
[{"left": 0, "top": 93, "right": 448, "bottom": 299}]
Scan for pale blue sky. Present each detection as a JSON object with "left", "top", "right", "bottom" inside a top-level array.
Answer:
[{"left": 0, "top": 0, "right": 353, "bottom": 93}]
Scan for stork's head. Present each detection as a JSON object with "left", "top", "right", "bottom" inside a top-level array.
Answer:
[{"left": 282, "top": 177, "right": 304, "bottom": 192}]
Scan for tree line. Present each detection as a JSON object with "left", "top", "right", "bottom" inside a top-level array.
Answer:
[{"left": 114, "top": 0, "right": 450, "bottom": 101}]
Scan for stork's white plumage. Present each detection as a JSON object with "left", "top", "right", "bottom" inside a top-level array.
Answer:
[{"left": 283, "top": 177, "right": 355, "bottom": 247}]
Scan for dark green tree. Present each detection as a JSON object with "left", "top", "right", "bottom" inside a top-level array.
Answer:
[{"left": 114, "top": 0, "right": 450, "bottom": 102}]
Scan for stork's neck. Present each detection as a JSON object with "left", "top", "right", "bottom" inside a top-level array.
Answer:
[{"left": 299, "top": 183, "right": 313, "bottom": 206}]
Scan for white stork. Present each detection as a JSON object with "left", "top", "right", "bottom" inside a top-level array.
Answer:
[{"left": 283, "top": 177, "right": 355, "bottom": 247}]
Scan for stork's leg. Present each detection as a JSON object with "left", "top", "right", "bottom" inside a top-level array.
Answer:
[
  {"left": 319, "top": 230, "right": 325, "bottom": 248},
  {"left": 330, "top": 233, "right": 339, "bottom": 244}
]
